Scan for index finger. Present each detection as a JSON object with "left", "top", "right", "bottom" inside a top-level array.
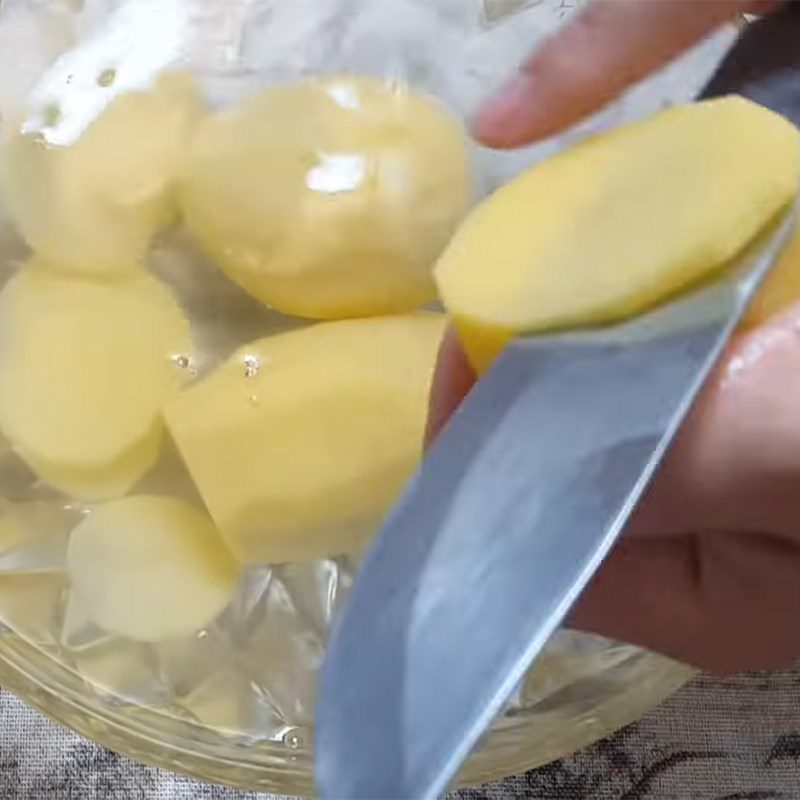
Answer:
[{"left": 474, "top": 0, "right": 778, "bottom": 149}]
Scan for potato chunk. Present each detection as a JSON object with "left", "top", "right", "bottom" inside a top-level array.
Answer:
[
  {"left": 0, "top": 266, "right": 192, "bottom": 497},
  {"left": 67, "top": 496, "right": 238, "bottom": 641},
  {"left": 21, "top": 427, "right": 163, "bottom": 501},
  {"left": 1, "top": 71, "right": 201, "bottom": 276},
  {"left": 179, "top": 76, "right": 471, "bottom": 319},
  {"left": 165, "top": 313, "right": 445, "bottom": 563}
]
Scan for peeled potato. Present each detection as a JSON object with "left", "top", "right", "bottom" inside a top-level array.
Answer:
[
  {"left": 67, "top": 496, "right": 239, "bottom": 641},
  {"left": 1, "top": 71, "right": 202, "bottom": 276},
  {"left": 20, "top": 426, "right": 163, "bottom": 501},
  {"left": 165, "top": 313, "right": 445, "bottom": 563},
  {"left": 434, "top": 97, "right": 800, "bottom": 372},
  {"left": 0, "top": 266, "right": 192, "bottom": 497},
  {"left": 179, "top": 76, "right": 472, "bottom": 319}
]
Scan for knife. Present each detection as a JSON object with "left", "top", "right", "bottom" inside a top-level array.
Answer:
[{"left": 316, "top": 8, "right": 800, "bottom": 799}]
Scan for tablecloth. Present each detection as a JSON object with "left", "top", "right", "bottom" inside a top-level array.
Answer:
[{"left": 1, "top": 669, "right": 799, "bottom": 799}]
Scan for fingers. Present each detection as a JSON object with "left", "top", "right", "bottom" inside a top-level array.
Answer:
[
  {"left": 422, "top": 298, "right": 800, "bottom": 675},
  {"left": 474, "top": 0, "right": 777, "bottom": 149},
  {"left": 628, "top": 301, "right": 800, "bottom": 543},
  {"left": 569, "top": 532, "right": 800, "bottom": 674},
  {"left": 425, "top": 327, "right": 476, "bottom": 446},
  {"left": 574, "top": 301, "right": 800, "bottom": 673}
]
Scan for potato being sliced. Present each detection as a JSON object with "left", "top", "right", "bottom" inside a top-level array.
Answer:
[
  {"left": 179, "top": 76, "right": 472, "bottom": 319},
  {"left": 67, "top": 496, "right": 239, "bottom": 642},
  {"left": 434, "top": 97, "right": 800, "bottom": 372},
  {"left": 0, "top": 266, "right": 192, "bottom": 495},
  {"left": 1, "top": 71, "right": 202, "bottom": 276},
  {"left": 165, "top": 313, "right": 446, "bottom": 563}
]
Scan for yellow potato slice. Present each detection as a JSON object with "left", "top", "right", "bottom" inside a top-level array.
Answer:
[
  {"left": 1, "top": 71, "right": 202, "bottom": 276},
  {"left": 179, "top": 76, "right": 472, "bottom": 319},
  {"left": 165, "top": 313, "right": 445, "bottom": 563},
  {"left": 434, "top": 97, "right": 800, "bottom": 372},
  {"left": 67, "top": 496, "right": 239, "bottom": 642},
  {"left": 0, "top": 266, "right": 192, "bottom": 495}
]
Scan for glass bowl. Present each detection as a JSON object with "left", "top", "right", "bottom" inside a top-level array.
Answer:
[
  {"left": 0, "top": 234, "right": 694, "bottom": 795},
  {"left": 0, "top": 0, "right": 733, "bottom": 793},
  {"left": 0, "top": 538, "right": 693, "bottom": 795}
]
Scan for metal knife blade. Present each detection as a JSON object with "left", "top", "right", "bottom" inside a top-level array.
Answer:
[{"left": 316, "top": 9, "right": 800, "bottom": 799}]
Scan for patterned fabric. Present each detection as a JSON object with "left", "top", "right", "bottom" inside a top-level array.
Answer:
[{"left": 1, "top": 670, "right": 800, "bottom": 799}]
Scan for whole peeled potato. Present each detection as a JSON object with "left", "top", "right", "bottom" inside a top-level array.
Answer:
[
  {"left": 1, "top": 72, "right": 202, "bottom": 277},
  {"left": 178, "top": 76, "right": 472, "bottom": 320}
]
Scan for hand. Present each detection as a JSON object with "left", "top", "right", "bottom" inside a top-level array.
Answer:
[
  {"left": 429, "top": 301, "right": 800, "bottom": 676},
  {"left": 428, "top": 0, "right": 798, "bottom": 675},
  {"left": 474, "top": 0, "right": 780, "bottom": 149}
]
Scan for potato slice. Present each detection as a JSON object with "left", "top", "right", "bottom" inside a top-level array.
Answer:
[
  {"left": 1, "top": 71, "right": 202, "bottom": 276},
  {"left": 67, "top": 496, "right": 239, "bottom": 642},
  {"left": 165, "top": 313, "right": 446, "bottom": 563},
  {"left": 434, "top": 97, "right": 800, "bottom": 372},
  {"left": 0, "top": 266, "right": 192, "bottom": 494},
  {"left": 179, "top": 76, "right": 472, "bottom": 319}
]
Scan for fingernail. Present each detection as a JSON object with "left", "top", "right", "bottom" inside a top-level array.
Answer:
[{"left": 472, "top": 74, "right": 532, "bottom": 148}]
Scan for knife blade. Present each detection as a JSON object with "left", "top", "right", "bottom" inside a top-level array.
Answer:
[{"left": 316, "top": 8, "right": 800, "bottom": 799}]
